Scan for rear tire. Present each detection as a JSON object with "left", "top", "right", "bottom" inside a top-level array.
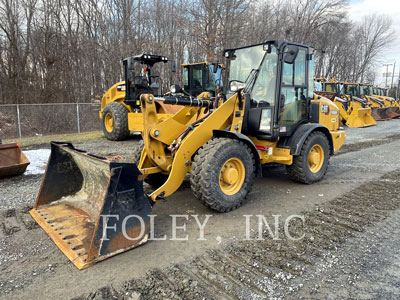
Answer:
[
  {"left": 286, "top": 131, "right": 330, "bottom": 184},
  {"left": 190, "top": 138, "right": 255, "bottom": 212},
  {"left": 132, "top": 139, "right": 168, "bottom": 189},
  {"left": 102, "top": 102, "right": 130, "bottom": 141}
]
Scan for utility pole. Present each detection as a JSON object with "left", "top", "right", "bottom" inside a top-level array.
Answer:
[
  {"left": 397, "top": 66, "right": 400, "bottom": 99},
  {"left": 390, "top": 61, "right": 396, "bottom": 89},
  {"left": 383, "top": 63, "right": 392, "bottom": 88}
]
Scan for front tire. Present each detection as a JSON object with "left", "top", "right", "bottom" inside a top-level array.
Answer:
[
  {"left": 190, "top": 138, "right": 255, "bottom": 212},
  {"left": 286, "top": 131, "right": 330, "bottom": 184},
  {"left": 102, "top": 102, "right": 130, "bottom": 141}
]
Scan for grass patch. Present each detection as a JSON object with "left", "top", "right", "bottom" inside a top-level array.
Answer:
[{"left": 3, "top": 131, "right": 103, "bottom": 147}]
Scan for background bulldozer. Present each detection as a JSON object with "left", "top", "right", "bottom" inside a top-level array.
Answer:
[
  {"left": 100, "top": 56, "right": 222, "bottom": 140},
  {"left": 314, "top": 78, "right": 375, "bottom": 128},
  {"left": 31, "top": 40, "right": 345, "bottom": 270}
]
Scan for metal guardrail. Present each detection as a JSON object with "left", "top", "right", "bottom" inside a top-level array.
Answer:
[{"left": 0, "top": 103, "right": 101, "bottom": 139}]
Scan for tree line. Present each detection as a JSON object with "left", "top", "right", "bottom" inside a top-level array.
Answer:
[{"left": 0, "top": 0, "right": 395, "bottom": 104}]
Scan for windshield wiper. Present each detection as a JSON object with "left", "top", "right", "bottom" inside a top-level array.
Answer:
[{"left": 244, "top": 69, "right": 259, "bottom": 93}]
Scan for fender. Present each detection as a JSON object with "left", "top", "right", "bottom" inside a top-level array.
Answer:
[
  {"left": 213, "top": 129, "right": 261, "bottom": 176},
  {"left": 278, "top": 124, "right": 334, "bottom": 156}
]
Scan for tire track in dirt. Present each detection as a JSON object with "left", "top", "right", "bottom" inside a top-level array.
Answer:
[
  {"left": 1, "top": 135, "right": 400, "bottom": 299},
  {"left": 0, "top": 206, "right": 37, "bottom": 239},
  {"left": 338, "top": 133, "right": 400, "bottom": 155},
  {"left": 69, "top": 169, "right": 400, "bottom": 300}
]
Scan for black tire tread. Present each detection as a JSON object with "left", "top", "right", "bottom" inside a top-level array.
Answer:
[
  {"left": 286, "top": 131, "right": 330, "bottom": 184},
  {"left": 102, "top": 102, "right": 130, "bottom": 141},
  {"left": 190, "top": 138, "right": 255, "bottom": 212}
]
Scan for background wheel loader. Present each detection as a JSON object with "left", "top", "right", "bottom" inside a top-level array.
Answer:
[
  {"left": 181, "top": 61, "right": 223, "bottom": 97},
  {"left": 99, "top": 54, "right": 178, "bottom": 141},
  {"left": 100, "top": 56, "right": 222, "bottom": 141},
  {"left": 359, "top": 83, "right": 400, "bottom": 119},
  {"left": 30, "top": 40, "right": 345, "bottom": 270},
  {"left": 372, "top": 86, "right": 400, "bottom": 115},
  {"left": 314, "top": 78, "right": 376, "bottom": 128}
]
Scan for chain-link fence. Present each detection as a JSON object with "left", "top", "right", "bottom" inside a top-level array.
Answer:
[{"left": 0, "top": 103, "right": 101, "bottom": 139}]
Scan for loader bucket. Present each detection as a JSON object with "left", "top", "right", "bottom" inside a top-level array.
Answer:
[
  {"left": 30, "top": 142, "right": 151, "bottom": 270},
  {"left": 346, "top": 108, "right": 376, "bottom": 128},
  {"left": 387, "top": 107, "right": 400, "bottom": 119},
  {"left": 0, "top": 143, "right": 30, "bottom": 178},
  {"left": 371, "top": 107, "right": 392, "bottom": 121}
]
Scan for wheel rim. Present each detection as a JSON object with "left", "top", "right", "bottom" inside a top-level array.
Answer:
[
  {"left": 219, "top": 158, "right": 245, "bottom": 195},
  {"left": 308, "top": 144, "right": 324, "bottom": 173},
  {"left": 104, "top": 113, "right": 114, "bottom": 132}
]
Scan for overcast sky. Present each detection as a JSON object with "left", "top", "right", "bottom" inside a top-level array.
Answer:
[{"left": 349, "top": 0, "right": 400, "bottom": 86}]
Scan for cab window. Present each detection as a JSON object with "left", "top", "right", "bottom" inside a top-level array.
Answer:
[{"left": 278, "top": 48, "right": 308, "bottom": 134}]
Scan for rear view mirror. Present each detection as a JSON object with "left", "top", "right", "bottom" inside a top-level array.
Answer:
[
  {"left": 171, "top": 61, "right": 176, "bottom": 73},
  {"left": 283, "top": 45, "right": 299, "bottom": 64}
]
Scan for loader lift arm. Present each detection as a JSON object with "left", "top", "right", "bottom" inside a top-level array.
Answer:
[{"left": 138, "top": 91, "right": 245, "bottom": 202}]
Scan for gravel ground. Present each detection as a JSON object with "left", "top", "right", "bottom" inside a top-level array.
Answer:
[
  {"left": 1, "top": 120, "right": 400, "bottom": 299},
  {"left": 69, "top": 169, "right": 400, "bottom": 300}
]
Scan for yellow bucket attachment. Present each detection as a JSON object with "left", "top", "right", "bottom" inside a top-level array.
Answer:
[
  {"left": 346, "top": 107, "right": 376, "bottom": 128},
  {"left": 30, "top": 142, "right": 151, "bottom": 270}
]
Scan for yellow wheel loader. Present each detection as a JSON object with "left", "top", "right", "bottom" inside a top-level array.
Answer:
[
  {"left": 314, "top": 79, "right": 375, "bottom": 128},
  {"left": 359, "top": 83, "right": 400, "bottom": 119},
  {"left": 100, "top": 57, "right": 223, "bottom": 140},
  {"left": 181, "top": 61, "right": 223, "bottom": 97},
  {"left": 30, "top": 40, "right": 345, "bottom": 269},
  {"left": 100, "top": 54, "right": 182, "bottom": 140},
  {"left": 372, "top": 86, "right": 400, "bottom": 116}
]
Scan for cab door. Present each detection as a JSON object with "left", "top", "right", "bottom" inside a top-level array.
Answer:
[{"left": 277, "top": 46, "right": 311, "bottom": 136}]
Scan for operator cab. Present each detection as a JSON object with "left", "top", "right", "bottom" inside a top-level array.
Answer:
[
  {"left": 341, "top": 83, "right": 360, "bottom": 98},
  {"left": 323, "top": 82, "right": 339, "bottom": 95},
  {"left": 123, "top": 54, "right": 169, "bottom": 107},
  {"left": 224, "top": 40, "right": 314, "bottom": 141},
  {"left": 182, "top": 62, "right": 223, "bottom": 97}
]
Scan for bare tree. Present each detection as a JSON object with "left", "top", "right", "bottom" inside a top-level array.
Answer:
[{"left": 0, "top": 0, "right": 396, "bottom": 105}]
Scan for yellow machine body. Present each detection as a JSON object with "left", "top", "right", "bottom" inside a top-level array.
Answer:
[
  {"left": 32, "top": 41, "right": 345, "bottom": 270},
  {"left": 100, "top": 81, "right": 179, "bottom": 133}
]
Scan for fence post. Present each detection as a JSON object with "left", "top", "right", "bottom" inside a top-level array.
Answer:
[
  {"left": 76, "top": 103, "right": 81, "bottom": 134},
  {"left": 16, "top": 104, "right": 22, "bottom": 138}
]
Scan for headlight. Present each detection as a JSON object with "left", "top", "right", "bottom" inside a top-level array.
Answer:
[
  {"left": 170, "top": 85, "right": 177, "bottom": 93},
  {"left": 229, "top": 80, "right": 245, "bottom": 92},
  {"left": 259, "top": 109, "right": 272, "bottom": 133}
]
